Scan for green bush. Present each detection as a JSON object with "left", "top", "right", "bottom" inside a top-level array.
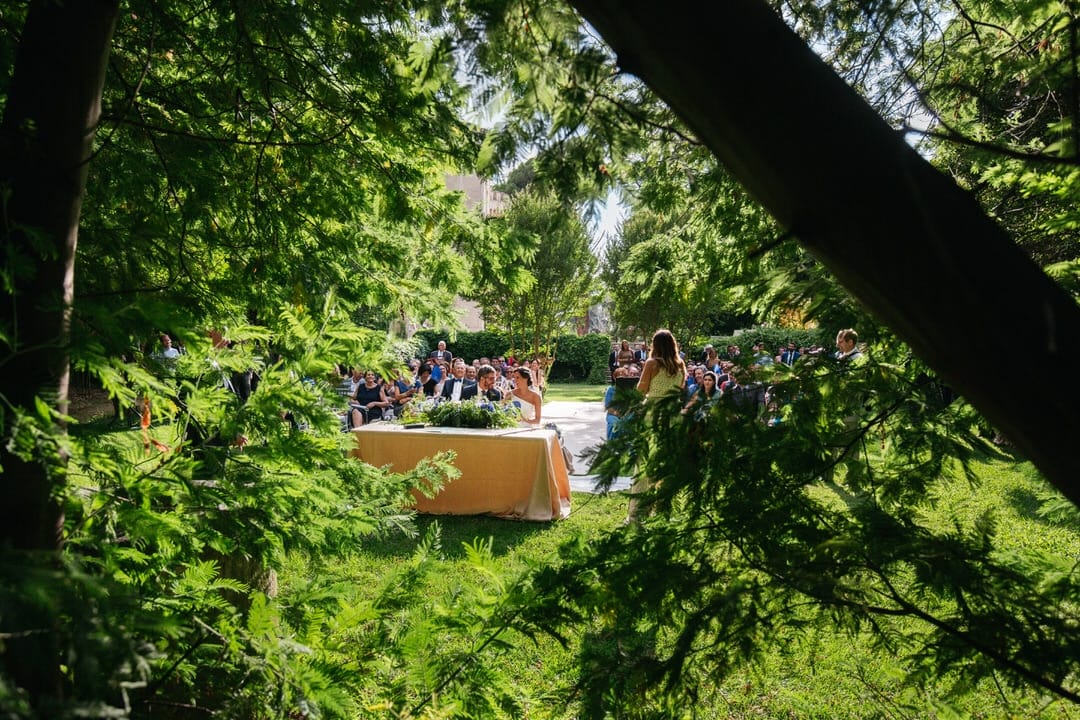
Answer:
[
  {"left": 420, "top": 400, "right": 519, "bottom": 428},
  {"left": 548, "top": 333, "right": 611, "bottom": 384},
  {"left": 412, "top": 329, "right": 511, "bottom": 363},
  {"left": 688, "top": 327, "right": 829, "bottom": 361},
  {"left": 411, "top": 330, "right": 611, "bottom": 384}
]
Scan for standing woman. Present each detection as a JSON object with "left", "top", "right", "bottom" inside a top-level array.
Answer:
[
  {"left": 629, "top": 328, "right": 686, "bottom": 522},
  {"left": 529, "top": 359, "right": 545, "bottom": 394},
  {"left": 509, "top": 366, "right": 543, "bottom": 426},
  {"left": 636, "top": 329, "right": 686, "bottom": 401}
]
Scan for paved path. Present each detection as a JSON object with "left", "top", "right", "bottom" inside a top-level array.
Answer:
[{"left": 542, "top": 399, "right": 632, "bottom": 493}]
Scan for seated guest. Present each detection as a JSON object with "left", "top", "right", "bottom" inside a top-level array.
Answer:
[
  {"left": 704, "top": 346, "right": 722, "bottom": 373},
  {"left": 418, "top": 364, "right": 439, "bottom": 397},
  {"left": 334, "top": 366, "right": 354, "bottom": 398},
  {"left": 390, "top": 366, "right": 420, "bottom": 411},
  {"left": 509, "top": 366, "right": 543, "bottom": 426},
  {"left": 780, "top": 342, "right": 800, "bottom": 366},
  {"left": 350, "top": 370, "right": 393, "bottom": 427},
  {"left": 685, "top": 365, "right": 705, "bottom": 397},
  {"left": 684, "top": 370, "right": 721, "bottom": 415},
  {"left": 441, "top": 359, "right": 477, "bottom": 402},
  {"left": 605, "top": 366, "right": 635, "bottom": 440},
  {"left": 476, "top": 365, "right": 504, "bottom": 402},
  {"left": 429, "top": 357, "right": 446, "bottom": 384},
  {"left": 347, "top": 366, "right": 364, "bottom": 397},
  {"left": 465, "top": 365, "right": 478, "bottom": 383}
]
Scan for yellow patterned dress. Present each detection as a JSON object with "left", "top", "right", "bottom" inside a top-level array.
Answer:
[
  {"left": 627, "top": 365, "right": 684, "bottom": 522},
  {"left": 644, "top": 368, "right": 683, "bottom": 402}
]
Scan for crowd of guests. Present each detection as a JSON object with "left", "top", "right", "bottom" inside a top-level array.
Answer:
[
  {"left": 336, "top": 341, "right": 549, "bottom": 430},
  {"left": 605, "top": 329, "right": 863, "bottom": 439}
]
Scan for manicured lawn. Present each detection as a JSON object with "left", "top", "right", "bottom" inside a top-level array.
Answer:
[{"left": 543, "top": 381, "right": 606, "bottom": 403}]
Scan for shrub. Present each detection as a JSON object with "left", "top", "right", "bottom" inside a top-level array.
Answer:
[
  {"left": 548, "top": 333, "right": 611, "bottom": 384},
  {"left": 420, "top": 400, "right": 519, "bottom": 428},
  {"left": 688, "top": 327, "right": 829, "bottom": 361},
  {"left": 412, "top": 329, "right": 511, "bottom": 364},
  {"left": 410, "top": 330, "right": 611, "bottom": 384}
]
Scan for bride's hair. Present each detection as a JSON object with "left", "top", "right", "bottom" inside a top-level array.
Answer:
[{"left": 515, "top": 367, "right": 533, "bottom": 387}]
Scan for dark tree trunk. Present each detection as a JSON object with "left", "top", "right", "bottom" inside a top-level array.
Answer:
[
  {"left": 568, "top": 0, "right": 1080, "bottom": 505},
  {"left": 0, "top": 0, "right": 119, "bottom": 711}
]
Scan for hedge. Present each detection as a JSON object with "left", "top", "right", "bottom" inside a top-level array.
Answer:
[
  {"left": 412, "top": 329, "right": 612, "bottom": 384},
  {"left": 686, "top": 327, "right": 830, "bottom": 362},
  {"left": 547, "top": 333, "right": 611, "bottom": 384}
]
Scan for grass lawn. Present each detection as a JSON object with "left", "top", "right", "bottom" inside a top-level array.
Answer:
[
  {"left": 282, "top": 447, "right": 1080, "bottom": 719},
  {"left": 543, "top": 381, "right": 607, "bottom": 403}
]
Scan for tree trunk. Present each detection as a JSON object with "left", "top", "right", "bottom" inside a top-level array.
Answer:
[
  {"left": 0, "top": 0, "right": 119, "bottom": 711},
  {"left": 568, "top": 0, "right": 1080, "bottom": 505}
]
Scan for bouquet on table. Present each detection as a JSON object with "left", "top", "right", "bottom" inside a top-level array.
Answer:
[{"left": 400, "top": 397, "right": 520, "bottom": 429}]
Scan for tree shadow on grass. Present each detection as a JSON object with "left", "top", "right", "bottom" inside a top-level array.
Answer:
[
  {"left": 1004, "top": 486, "right": 1042, "bottom": 521},
  {"left": 360, "top": 513, "right": 555, "bottom": 560},
  {"left": 1002, "top": 461, "right": 1080, "bottom": 529},
  {"left": 360, "top": 491, "right": 626, "bottom": 560}
]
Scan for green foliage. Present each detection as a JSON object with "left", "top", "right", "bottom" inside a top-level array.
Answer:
[
  {"left": 691, "top": 326, "right": 830, "bottom": 358},
  {"left": 0, "top": 303, "right": 471, "bottom": 718},
  {"left": 291, "top": 455, "right": 1080, "bottom": 719},
  {"left": 69, "top": 0, "right": 488, "bottom": 353},
  {"left": 474, "top": 190, "right": 600, "bottom": 358},
  {"left": 412, "top": 328, "right": 513, "bottom": 364},
  {"left": 898, "top": 0, "right": 1080, "bottom": 265},
  {"left": 548, "top": 333, "right": 610, "bottom": 383},
  {"left": 418, "top": 400, "right": 519, "bottom": 428},
  {"left": 511, "top": 337, "right": 1080, "bottom": 715},
  {"left": 6, "top": 0, "right": 1080, "bottom": 717}
]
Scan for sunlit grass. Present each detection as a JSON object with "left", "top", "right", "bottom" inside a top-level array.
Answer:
[
  {"left": 543, "top": 382, "right": 606, "bottom": 403},
  {"left": 288, "top": 448, "right": 1078, "bottom": 718}
]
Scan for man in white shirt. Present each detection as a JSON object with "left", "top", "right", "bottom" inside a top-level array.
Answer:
[
  {"left": 159, "top": 334, "right": 180, "bottom": 359},
  {"left": 476, "top": 365, "right": 503, "bottom": 402},
  {"left": 835, "top": 328, "right": 864, "bottom": 363},
  {"left": 429, "top": 340, "right": 453, "bottom": 365},
  {"left": 441, "top": 359, "right": 477, "bottom": 402}
]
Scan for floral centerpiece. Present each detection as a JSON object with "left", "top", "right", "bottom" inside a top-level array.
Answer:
[{"left": 403, "top": 399, "right": 519, "bottom": 429}]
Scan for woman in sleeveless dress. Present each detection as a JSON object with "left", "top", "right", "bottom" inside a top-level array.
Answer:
[
  {"left": 509, "top": 366, "right": 543, "bottom": 426},
  {"left": 628, "top": 328, "right": 686, "bottom": 522}
]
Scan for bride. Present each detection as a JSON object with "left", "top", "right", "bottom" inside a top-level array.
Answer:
[{"left": 508, "top": 366, "right": 543, "bottom": 426}]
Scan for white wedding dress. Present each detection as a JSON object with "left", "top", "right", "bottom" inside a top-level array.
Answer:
[
  {"left": 510, "top": 390, "right": 539, "bottom": 426},
  {"left": 517, "top": 397, "right": 537, "bottom": 423}
]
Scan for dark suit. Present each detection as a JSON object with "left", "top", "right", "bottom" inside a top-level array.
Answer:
[
  {"left": 441, "top": 377, "right": 477, "bottom": 401},
  {"left": 429, "top": 349, "right": 453, "bottom": 364}
]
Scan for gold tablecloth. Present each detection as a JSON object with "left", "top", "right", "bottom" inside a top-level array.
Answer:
[{"left": 352, "top": 424, "right": 572, "bottom": 521}]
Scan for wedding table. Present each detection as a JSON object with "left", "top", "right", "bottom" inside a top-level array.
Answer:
[{"left": 352, "top": 424, "right": 572, "bottom": 521}]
